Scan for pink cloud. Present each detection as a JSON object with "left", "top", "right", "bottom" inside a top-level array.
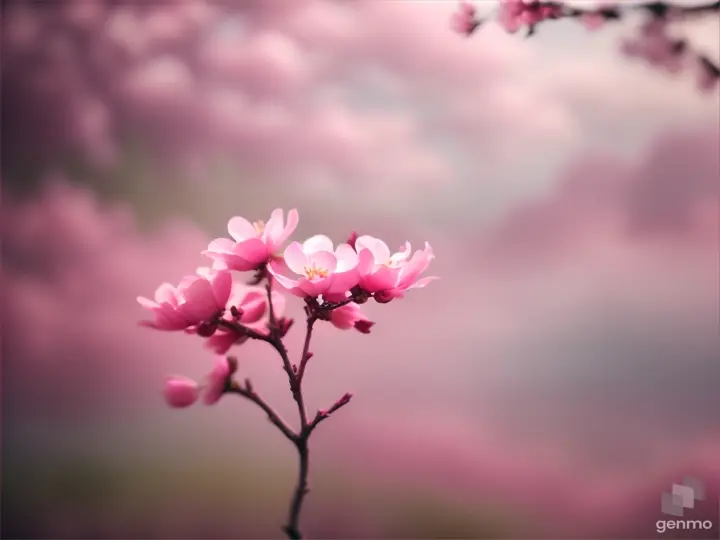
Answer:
[
  {"left": 481, "top": 127, "right": 719, "bottom": 266},
  {"left": 2, "top": 0, "right": 585, "bottom": 187}
]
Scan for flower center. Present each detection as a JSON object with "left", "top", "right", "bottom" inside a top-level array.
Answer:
[
  {"left": 384, "top": 256, "right": 405, "bottom": 268},
  {"left": 253, "top": 220, "right": 265, "bottom": 234},
  {"left": 304, "top": 264, "right": 329, "bottom": 281}
]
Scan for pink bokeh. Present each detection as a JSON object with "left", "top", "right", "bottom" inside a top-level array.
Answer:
[{"left": 2, "top": 0, "right": 718, "bottom": 537}]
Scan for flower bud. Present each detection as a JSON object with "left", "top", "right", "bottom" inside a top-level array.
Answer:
[
  {"left": 226, "top": 355, "right": 239, "bottom": 374},
  {"left": 351, "top": 286, "right": 370, "bottom": 304},
  {"left": 354, "top": 320, "right": 375, "bottom": 334},
  {"left": 164, "top": 376, "right": 199, "bottom": 408},
  {"left": 277, "top": 317, "right": 295, "bottom": 337},
  {"left": 346, "top": 231, "right": 358, "bottom": 250},
  {"left": 196, "top": 321, "right": 218, "bottom": 337},
  {"left": 204, "top": 356, "right": 232, "bottom": 405},
  {"left": 374, "top": 290, "right": 394, "bottom": 304}
]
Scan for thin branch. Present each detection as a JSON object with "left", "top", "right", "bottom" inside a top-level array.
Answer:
[
  {"left": 308, "top": 392, "right": 353, "bottom": 435},
  {"left": 227, "top": 380, "right": 297, "bottom": 442},
  {"left": 216, "top": 318, "right": 274, "bottom": 344},
  {"left": 296, "top": 316, "right": 317, "bottom": 383},
  {"left": 474, "top": 0, "right": 720, "bottom": 77},
  {"left": 223, "top": 276, "right": 358, "bottom": 539}
]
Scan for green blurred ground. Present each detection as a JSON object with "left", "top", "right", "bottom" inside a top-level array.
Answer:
[{"left": 3, "top": 452, "right": 517, "bottom": 539}]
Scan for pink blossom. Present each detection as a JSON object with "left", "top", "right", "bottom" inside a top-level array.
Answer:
[
  {"left": 580, "top": 12, "right": 605, "bottom": 31},
  {"left": 268, "top": 234, "right": 362, "bottom": 298},
  {"left": 354, "top": 236, "right": 438, "bottom": 301},
  {"left": 621, "top": 19, "right": 687, "bottom": 74},
  {"left": 497, "top": 0, "right": 526, "bottom": 33},
  {"left": 203, "top": 208, "right": 299, "bottom": 272},
  {"left": 450, "top": 1, "right": 479, "bottom": 37},
  {"left": 205, "top": 282, "right": 286, "bottom": 354},
  {"left": 497, "top": 0, "right": 560, "bottom": 33},
  {"left": 137, "top": 269, "right": 232, "bottom": 331},
  {"left": 329, "top": 302, "right": 375, "bottom": 334},
  {"left": 164, "top": 376, "right": 200, "bottom": 408},
  {"left": 203, "top": 355, "right": 231, "bottom": 405}
]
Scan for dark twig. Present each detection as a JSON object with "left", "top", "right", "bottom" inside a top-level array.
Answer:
[
  {"left": 227, "top": 380, "right": 297, "bottom": 442},
  {"left": 219, "top": 274, "right": 360, "bottom": 539}
]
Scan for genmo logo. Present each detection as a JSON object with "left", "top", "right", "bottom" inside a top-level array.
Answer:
[
  {"left": 656, "top": 476, "right": 716, "bottom": 535},
  {"left": 656, "top": 519, "right": 713, "bottom": 534}
]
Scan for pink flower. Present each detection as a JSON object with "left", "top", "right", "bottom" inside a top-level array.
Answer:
[
  {"left": 621, "top": 20, "right": 688, "bottom": 74},
  {"left": 497, "top": 0, "right": 526, "bottom": 33},
  {"left": 137, "top": 269, "right": 232, "bottom": 331},
  {"left": 268, "top": 235, "right": 362, "bottom": 298},
  {"left": 164, "top": 376, "right": 200, "bottom": 408},
  {"left": 450, "top": 1, "right": 480, "bottom": 36},
  {"left": 497, "top": 0, "right": 562, "bottom": 33},
  {"left": 580, "top": 12, "right": 605, "bottom": 31},
  {"left": 205, "top": 282, "right": 286, "bottom": 354},
  {"left": 203, "top": 208, "right": 299, "bottom": 272},
  {"left": 330, "top": 303, "right": 375, "bottom": 334},
  {"left": 204, "top": 355, "right": 231, "bottom": 405},
  {"left": 354, "top": 236, "right": 438, "bottom": 301}
]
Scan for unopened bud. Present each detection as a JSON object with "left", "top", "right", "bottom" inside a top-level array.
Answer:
[
  {"left": 373, "top": 291, "right": 394, "bottom": 304},
  {"left": 354, "top": 320, "right": 375, "bottom": 334},
  {"left": 333, "top": 392, "right": 353, "bottom": 409},
  {"left": 278, "top": 317, "right": 295, "bottom": 337},
  {"left": 351, "top": 286, "right": 370, "bottom": 304},
  {"left": 346, "top": 231, "right": 358, "bottom": 250},
  {"left": 227, "top": 356, "right": 239, "bottom": 374},
  {"left": 196, "top": 321, "right": 218, "bottom": 337},
  {"left": 304, "top": 351, "right": 314, "bottom": 362},
  {"left": 230, "top": 306, "right": 243, "bottom": 319}
]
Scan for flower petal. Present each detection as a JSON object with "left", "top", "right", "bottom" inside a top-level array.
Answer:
[
  {"left": 154, "top": 283, "right": 178, "bottom": 306},
  {"left": 356, "top": 248, "right": 375, "bottom": 275},
  {"left": 355, "top": 235, "right": 391, "bottom": 264},
  {"left": 308, "top": 251, "right": 337, "bottom": 274},
  {"left": 390, "top": 242, "right": 412, "bottom": 264},
  {"left": 298, "top": 276, "right": 332, "bottom": 297},
  {"left": 239, "top": 290, "right": 267, "bottom": 323},
  {"left": 267, "top": 262, "right": 302, "bottom": 293},
  {"left": 303, "top": 234, "right": 334, "bottom": 254},
  {"left": 263, "top": 208, "right": 284, "bottom": 244},
  {"left": 396, "top": 242, "right": 435, "bottom": 289},
  {"left": 205, "top": 330, "right": 245, "bottom": 355},
  {"left": 360, "top": 266, "right": 400, "bottom": 293},
  {"left": 228, "top": 216, "right": 257, "bottom": 242},
  {"left": 325, "top": 270, "right": 360, "bottom": 296},
  {"left": 284, "top": 242, "right": 309, "bottom": 275},
  {"left": 204, "top": 356, "right": 231, "bottom": 405},
  {"left": 210, "top": 270, "right": 232, "bottom": 308},
  {"left": 276, "top": 208, "right": 299, "bottom": 248},
  {"left": 334, "top": 243, "right": 359, "bottom": 272},
  {"left": 405, "top": 276, "right": 439, "bottom": 290},
  {"left": 177, "top": 278, "right": 218, "bottom": 323},
  {"left": 233, "top": 238, "right": 269, "bottom": 267},
  {"left": 137, "top": 296, "right": 159, "bottom": 309}
]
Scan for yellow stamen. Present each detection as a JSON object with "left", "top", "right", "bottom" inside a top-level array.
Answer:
[
  {"left": 304, "top": 264, "right": 329, "bottom": 281},
  {"left": 253, "top": 220, "right": 265, "bottom": 234}
]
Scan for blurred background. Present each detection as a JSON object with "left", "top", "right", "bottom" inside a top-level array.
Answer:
[{"left": 1, "top": 0, "right": 719, "bottom": 538}]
